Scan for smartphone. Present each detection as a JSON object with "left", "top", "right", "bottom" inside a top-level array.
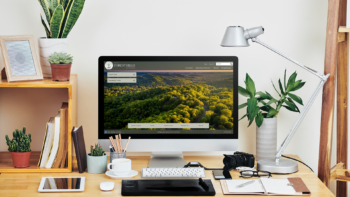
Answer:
[{"left": 212, "top": 170, "right": 232, "bottom": 180}]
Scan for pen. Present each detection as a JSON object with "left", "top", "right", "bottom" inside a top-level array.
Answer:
[{"left": 235, "top": 180, "right": 255, "bottom": 189}]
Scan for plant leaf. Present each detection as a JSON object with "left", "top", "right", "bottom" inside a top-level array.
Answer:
[
  {"left": 239, "top": 114, "right": 247, "bottom": 121},
  {"left": 286, "top": 72, "right": 297, "bottom": 92},
  {"left": 283, "top": 105, "right": 298, "bottom": 112},
  {"left": 50, "top": 5, "right": 64, "bottom": 38},
  {"left": 59, "top": 0, "right": 86, "bottom": 38},
  {"left": 41, "top": 14, "right": 50, "bottom": 38},
  {"left": 247, "top": 98, "right": 258, "bottom": 120},
  {"left": 248, "top": 119, "right": 254, "bottom": 127},
  {"left": 287, "top": 97, "right": 300, "bottom": 112},
  {"left": 238, "top": 103, "right": 247, "bottom": 109},
  {"left": 266, "top": 108, "right": 278, "bottom": 118},
  {"left": 278, "top": 79, "right": 285, "bottom": 94},
  {"left": 284, "top": 100, "right": 296, "bottom": 110},
  {"left": 256, "top": 91, "right": 270, "bottom": 99},
  {"left": 287, "top": 93, "right": 303, "bottom": 105},
  {"left": 62, "top": 0, "right": 69, "bottom": 10},
  {"left": 284, "top": 69, "right": 287, "bottom": 89},
  {"left": 238, "top": 86, "right": 250, "bottom": 97},
  {"left": 245, "top": 74, "right": 256, "bottom": 98},
  {"left": 266, "top": 98, "right": 278, "bottom": 105},
  {"left": 255, "top": 112, "right": 264, "bottom": 127},
  {"left": 291, "top": 81, "right": 305, "bottom": 92},
  {"left": 38, "top": 0, "right": 51, "bottom": 25},
  {"left": 260, "top": 105, "right": 272, "bottom": 112},
  {"left": 271, "top": 81, "right": 281, "bottom": 97},
  {"left": 47, "top": 0, "right": 59, "bottom": 16}
]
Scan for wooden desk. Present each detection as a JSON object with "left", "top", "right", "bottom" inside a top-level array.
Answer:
[{"left": 0, "top": 155, "right": 334, "bottom": 197}]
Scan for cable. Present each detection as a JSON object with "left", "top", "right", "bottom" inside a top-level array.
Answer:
[
  {"left": 282, "top": 155, "right": 314, "bottom": 172},
  {"left": 183, "top": 162, "right": 223, "bottom": 170}
]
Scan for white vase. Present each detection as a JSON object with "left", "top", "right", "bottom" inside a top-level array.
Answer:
[
  {"left": 256, "top": 117, "right": 277, "bottom": 161},
  {"left": 38, "top": 38, "right": 68, "bottom": 77}
]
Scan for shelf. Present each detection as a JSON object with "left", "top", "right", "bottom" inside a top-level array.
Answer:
[
  {"left": 0, "top": 152, "right": 71, "bottom": 173},
  {"left": 0, "top": 74, "right": 77, "bottom": 88},
  {"left": 0, "top": 74, "right": 77, "bottom": 173},
  {"left": 339, "top": 26, "right": 350, "bottom": 32}
]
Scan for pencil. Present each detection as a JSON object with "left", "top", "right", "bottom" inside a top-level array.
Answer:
[
  {"left": 124, "top": 136, "right": 131, "bottom": 152},
  {"left": 115, "top": 135, "right": 121, "bottom": 152},
  {"left": 119, "top": 134, "right": 123, "bottom": 151},
  {"left": 109, "top": 137, "right": 117, "bottom": 151}
]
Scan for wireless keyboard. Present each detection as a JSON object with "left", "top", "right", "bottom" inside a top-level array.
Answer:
[{"left": 142, "top": 168, "right": 206, "bottom": 178}]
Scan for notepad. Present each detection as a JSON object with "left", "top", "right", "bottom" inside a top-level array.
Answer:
[{"left": 221, "top": 178, "right": 311, "bottom": 196}]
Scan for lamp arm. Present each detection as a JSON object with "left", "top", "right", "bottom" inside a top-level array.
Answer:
[
  {"left": 251, "top": 37, "right": 329, "bottom": 163},
  {"left": 252, "top": 38, "right": 327, "bottom": 81}
]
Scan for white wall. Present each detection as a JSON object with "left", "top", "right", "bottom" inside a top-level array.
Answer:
[{"left": 1, "top": 0, "right": 344, "bottom": 195}]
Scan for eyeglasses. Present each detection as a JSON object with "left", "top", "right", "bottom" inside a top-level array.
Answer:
[{"left": 240, "top": 170, "right": 272, "bottom": 178}]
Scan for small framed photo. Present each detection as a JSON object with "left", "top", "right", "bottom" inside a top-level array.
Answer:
[{"left": 0, "top": 35, "right": 43, "bottom": 82}]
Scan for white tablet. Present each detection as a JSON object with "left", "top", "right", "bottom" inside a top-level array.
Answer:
[{"left": 38, "top": 177, "right": 85, "bottom": 192}]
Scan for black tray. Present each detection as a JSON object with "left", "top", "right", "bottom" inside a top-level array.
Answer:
[{"left": 121, "top": 179, "right": 216, "bottom": 196}]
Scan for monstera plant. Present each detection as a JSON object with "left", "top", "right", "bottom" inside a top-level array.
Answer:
[{"left": 38, "top": 0, "right": 86, "bottom": 38}]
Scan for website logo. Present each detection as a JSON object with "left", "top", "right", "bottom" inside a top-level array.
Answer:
[{"left": 105, "top": 61, "right": 113, "bottom": 70}]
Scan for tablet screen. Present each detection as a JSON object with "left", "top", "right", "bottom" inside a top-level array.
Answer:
[{"left": 42, "top": 178, "right": 82, "bottom": 190}]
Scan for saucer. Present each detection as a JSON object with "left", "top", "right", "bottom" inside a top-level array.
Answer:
[{"left": 105, "top": 170, "right": 138, "bottom": 179}]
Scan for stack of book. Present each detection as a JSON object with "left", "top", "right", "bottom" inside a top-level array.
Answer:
[{"left": 38, "top": 103, "right": 69, "bottom": 169}]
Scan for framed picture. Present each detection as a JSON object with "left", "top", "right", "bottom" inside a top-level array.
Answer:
[{"left": 0, "top": 35, "right": 43, "bottom": 82}]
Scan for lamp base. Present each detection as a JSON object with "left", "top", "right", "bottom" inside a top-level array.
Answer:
[{"left": 257, "top": 158, "right": 298, "bottom": 174}]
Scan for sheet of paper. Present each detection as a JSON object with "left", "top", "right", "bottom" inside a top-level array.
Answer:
[
  {"left": 260, "top": 178, "right": 299, "bottom": 195},
  {"left": 226, "top": 179, "right": 265, "bottom": 193}
]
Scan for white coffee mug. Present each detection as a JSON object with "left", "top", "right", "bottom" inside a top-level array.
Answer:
[{"left": 107, "top": 158, "right": 131, "bottom": 176}]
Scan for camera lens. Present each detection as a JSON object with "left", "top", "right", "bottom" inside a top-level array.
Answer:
[{"left": 223, "top": 155, "right": 237, "bottom": 171}]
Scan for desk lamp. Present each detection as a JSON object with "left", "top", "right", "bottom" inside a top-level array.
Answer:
[{"left": 221, "top": 26, "right": 330, "bottom": 174}]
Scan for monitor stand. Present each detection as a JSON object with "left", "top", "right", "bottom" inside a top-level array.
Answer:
[{"left": 148, "top": 151, "right": 187, "bottom": 168}]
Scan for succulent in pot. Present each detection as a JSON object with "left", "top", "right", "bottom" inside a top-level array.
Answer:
[
  {"left": 5, "top": 127, "right": 32, "bottom": 168},
  {"left": 47, "top": 52, "right": 73, "bottom": 81},
  {"left": 87, "top": 144, "right": 107, "bottom": 174},
  {"left": 38, "top": 0, "right": 86, "bottom": 77}
]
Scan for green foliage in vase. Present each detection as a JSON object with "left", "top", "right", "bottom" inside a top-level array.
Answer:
[
  {"left": 90, "top": 144, "right": 105, "bottom": 156},
  {"left": 38, "top": 0, "right": 86, "bottom": 38},
  {"left": 238, "top": 70, "right": 305, "bottom": 127},
  {"left": 5, "top": 127, "right": 32, "bottom": 152},
  {"left": 47, "top": 52, "right": 73, "bottom": 64}
]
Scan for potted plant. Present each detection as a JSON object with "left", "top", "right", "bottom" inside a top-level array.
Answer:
[
  {"left": 38, "top": 0, "right": 85, "bottom": 77},
  {"left": 239, "top": 70, "right": 305, "bottom": 161},
  {"left": 5, "top": 127, "right": 32, "bottom": 168},
  {"left": 47, "top": 52, "right": 73, "bottom": 81},
  {"left": 87, "top": 144, "right": 107, "bottom": 174}
]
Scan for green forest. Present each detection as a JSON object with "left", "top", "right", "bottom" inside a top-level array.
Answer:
[{"left": 104, "top": 72, "right": 234, "bottom": 130}]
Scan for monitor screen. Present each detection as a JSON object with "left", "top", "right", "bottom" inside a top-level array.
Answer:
[{"left": 98, "top": 56, "right": 238, "bottom": 139}]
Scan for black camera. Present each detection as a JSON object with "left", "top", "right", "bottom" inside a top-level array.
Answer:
[{"left": 223, "top": 151, "right": 255, "bottom": 171}]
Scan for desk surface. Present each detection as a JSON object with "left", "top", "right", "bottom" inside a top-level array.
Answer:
[{"left": 0, "top": 155, "right": 334, "bottom": 197}]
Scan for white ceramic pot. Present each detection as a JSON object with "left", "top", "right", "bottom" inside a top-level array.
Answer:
[
  {"left": 256, "top": 117, "right": 277, "bottom": 161},
  {"left": 38, "top": 38, "right": 68, "bottom": 77}
]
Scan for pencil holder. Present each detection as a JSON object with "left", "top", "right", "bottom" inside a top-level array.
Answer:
[{"left": 110, "top": 151, "right": 127, "bottom": 163}]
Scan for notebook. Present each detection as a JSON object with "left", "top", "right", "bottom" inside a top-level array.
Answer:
[
  {"left": 72, "top": 126, "right": 87, "bottom": 173},
  {"left": 221, "top": 178, "right": 310, "bottom": 196}
]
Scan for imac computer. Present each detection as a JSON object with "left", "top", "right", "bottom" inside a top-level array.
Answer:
[{"left": 98, "top": 56, "right": 238, "bottom": 167}]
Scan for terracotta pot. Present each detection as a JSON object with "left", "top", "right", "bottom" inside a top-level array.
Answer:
[
  {"left": 11, "top": 152, "right": 31, "bottom": 168},
  {"left": 50, "top": 64, "right": 72, "bottom": 81}
]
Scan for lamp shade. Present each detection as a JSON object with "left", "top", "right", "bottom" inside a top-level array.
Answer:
[{"left": 221, "top": 26, "right": 249, "bottom": 47}]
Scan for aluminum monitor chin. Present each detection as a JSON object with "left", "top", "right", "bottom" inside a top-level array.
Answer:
[{"left": 98, "top": 56, "right": 238, "bottom": 166}]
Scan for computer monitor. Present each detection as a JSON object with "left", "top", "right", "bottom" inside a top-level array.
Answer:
[{"left": 98, "top": 56, "right": 238, "bottom": 167}]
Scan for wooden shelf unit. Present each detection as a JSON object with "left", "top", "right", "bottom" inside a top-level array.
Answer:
[{"left": 0, "top": 74, "right": 77, "bottom": 173}]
